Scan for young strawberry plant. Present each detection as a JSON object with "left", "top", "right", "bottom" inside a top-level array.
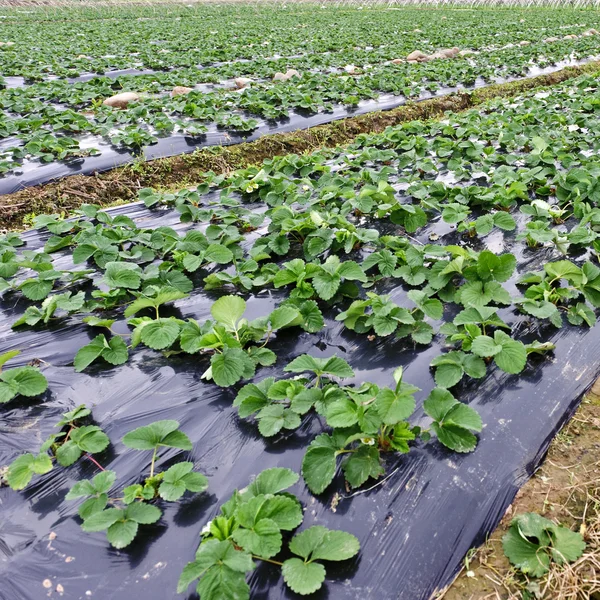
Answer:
[
  {"left": 336, "top": 292, "right": 435, "bottom": 345},
  {"left": 6, "top": 405, "right": 108, "bottom": 489},
  {"left": 502, "top": 513, "right": 586, "bottom": 577},
  {"left": 299, "top": 366, "right": 483, "bottom": 494},
  {"left": 0, "top": 350, "right": 48, "bottom": 404},
  {"left": 67, "top": 419, "right": 207, "bottom": 548},
  {"left": 177, "top": 467, "right": 360, "bottom": 599}
]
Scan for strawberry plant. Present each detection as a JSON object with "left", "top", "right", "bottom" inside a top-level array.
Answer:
[
  {"left": 502, "top": 513, "right": 586, "bottom": 577},
  {"left": 0, "top": 349, "right": 48, "bottom": 404},
  {"left": 6, "top": 405, "right": 108, "bottom": 490},
  {"left": 67, "top": 420, "right": 207, "bottom": 548},
  {"left": 178, "top": 467, "right": 359, "bottom": 598}
]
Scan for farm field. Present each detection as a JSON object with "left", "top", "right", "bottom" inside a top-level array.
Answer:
[
  {"left": 2, "top": 4, "right": 600, "bottom": 600},
  {"left": 1, "top": 4, "right": 600, "bottom": 188}
]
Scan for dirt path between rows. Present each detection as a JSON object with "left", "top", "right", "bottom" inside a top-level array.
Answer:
[{"left": 436, "top": 380, "right": 600, "bottom": 600}]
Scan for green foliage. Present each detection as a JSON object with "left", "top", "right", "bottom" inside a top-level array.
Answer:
[
  {"left": 6, "top": 404, "right": 107, "bottom": 490},
  {"left": 178, "top": 468, "right": 359, "bottom": 598},
  {"left": 0, "top": 350, "right": 48, "bottom": 404},
  {"left": 67, "top": 420, "right": 206, "bottom": 548},
  {"left": 423, "top": 388, "right": 482, "bottom": 453},
  {"left": 503, "top": 513, "right": 586, "bottom": 577}
]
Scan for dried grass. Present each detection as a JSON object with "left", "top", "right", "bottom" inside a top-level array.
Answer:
[{"left": 435, "top": 395, "right": 600, "bottom": 600}]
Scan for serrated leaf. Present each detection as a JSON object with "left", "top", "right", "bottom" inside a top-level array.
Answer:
[
  {"left": 302, "top": 441, "right": 337, "bottom": 495},
  {"left": 104, "top": 262, "right": 141, "bottom": 289},
  {"left": 342, "top": 444, "right": 384, "bottom": 488},
  {"left": 232, "top": 517, "right": 282, "bottom": 558},
  {"left": 211, "top": 296, "right": 246, "bottom": 329},
  {"left": 6, "top": 452, "right": 52, "bottom": 490},
  {"left": 102, "top": 336, "right": 129, "bottom": 365},
  {"left": 375, "top": 388, "right": 416, "bottom": 425},
  {"left": 246, "top": 467, "right": 299, "bottom": 497},
  {"left": 282, "top": 558, "right": 326, "bottom": 595},
  {"left": 211, "top": 347, "right": 254, "bottom": 387},
  {"left": 74, "top": 334, "right": 108, "bottom": 372},
  {"left": 107, "top": 519, "right": 138, "bottom": 549},
  {"left": 140, "top": 318, "right": 180, "bottom": 350},
  {"left": 0, "top": 366, "right": 47, "bottom": 399},
  {"left": 122, "top": 420, "right": 192, "bottom": 451}
]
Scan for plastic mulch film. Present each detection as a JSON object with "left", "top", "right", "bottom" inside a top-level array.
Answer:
[{"left": 0, "top": 194, "right": 597, "bottom": 600}]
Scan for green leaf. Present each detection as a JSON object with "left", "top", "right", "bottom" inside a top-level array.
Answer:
[
  {"left": 0, "top": 366, "right": 47, "bottom": 399},
  {"left": 471, "top": 335, "right": 503, "bottom": 357},
  {"left": 125, "top": 501, "right": 162, "bottom": 524},
  {"left": 197, "top": 565, "right": 250, "bottom": 600},
  {"left": 204, "top": 244, "right": 234, "bottom": 264},
  {"left": 55, "top": 440, "right": 83, "bottom": 467},
  {"left": 424, "top": 388, "right": 482, "bottom": 453},
  {"left": 492, "top": 333, "right": 527, "bottom": 374},
  {"left": 431, "top": 423, "right": 478, "bottom": 453},
  {"left": 268, "top": 306, "right": 300, "bottom": 331},
  {"left": 122, "top": 420, "right": 192, "bottom": 451},
  {"left": 284, "top": 354, "right": 354, "bottom": 379},
  {"left": 282, "top": 559, "right": 326, "bottom": 595},
  {"left": 342, "top": 445, "right": 384, "bottom": 488},
  {"left": 74, "top": 335, "right": 108, "bottom": 372},
  {"left": 177, "top": 540, "right": 254, "bottom": 595},
  {"left": 325, "top": 398, "right": 358, "bottom": 428},
  {"left": 236, "top": 494, "right": 302, "bottom": 531},
  {"left": 232, "top": 517, "right": 282, "bottom": 558},
  {"left": 124, "top": 289, "right": 188, "bottom": 318},
  {"left": 544, "top": 260, "right": 582, "bottom": 285},
  {"left": 302, "top": 437, "right": 338, "bottom": 494},
  {"left": 6, "top": 452, "right": 53, "bottom": 490},
  {"left": 0, "top": 350, "right": 20, "bottom": 369},
  {"left": 82, "top": 508, "right": 124, "bottom": 533},
  {"left": 313, "top": 270, "right": 341, "bottom": 300},
  {"left": 289, "top": 525, "right": 360, "bottom": 562},
  {"left": 211, "top": 295, "right": 246, "bottom": 329},
  {"left": 102, "top": 336, "right": 129, "bottom": 365},
  {"left": 503, "top": 513, "right": 585, "bottom": 577},
  {"left": 375, "top": 388, "right": 416, "bottom": 425},
  {"left": 20, "top": 278, "right": 53, "bottom": 301},
  {"left": 477, "top": 251, "right": 516, "bottom": 282},
  {"left": 211, "top": 347, "right": 254, "bottom": 387},
  {"left": 104, "top": 262, "right": 142, "bottom": 289},
  {"left": 493, "top": 212, "right": 516, "bottom": 231},
  {"left": 140, "top": 318, "right": 180, "bottom": 350},
  {"left": 159, "top": 462, "right": 208, "bottom": 501},
  {"left": 245, "top": 467, "right": 299, "bottom": 497},
  {"left": 70, "top": 425, "right": 110, "bottom": 454},
  {"left": 67, "top": 470, "right": 116, "bottom": 499},
  {"left": 284, "top": 354, "right": 320, "bottom": 374},
  {"left": 107, "top": 519, "right": 138, "bottom": 549}
]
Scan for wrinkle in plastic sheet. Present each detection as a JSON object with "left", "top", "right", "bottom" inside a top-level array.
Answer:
[{"left": 1, "top": 193, "right": 599, "bottom": 600}]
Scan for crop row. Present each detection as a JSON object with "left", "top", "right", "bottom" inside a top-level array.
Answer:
[
  {"left": 0, "top": 6, "right": 599, "bottom": 176},
  {"left": 2, "top": 72, "right": 600, "bottom": 596},
  {"left": 1, "top": 5, "right": 597, "bottom": 79}
]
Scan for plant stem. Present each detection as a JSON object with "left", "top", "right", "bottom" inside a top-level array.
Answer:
[
  {"left": 149, "top": 446, "right": 158, "bottom": 478},
  {"left": 86, "top": 454, "right": 106, "bottom": 471},
  {"left": 253, "top": 555, "right": 284, "bottom": 566}
]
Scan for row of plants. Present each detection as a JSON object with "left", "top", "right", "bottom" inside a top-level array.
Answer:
[
  {"left": 1, "top": 5, "right": 597, "bottom": 79},
  {"left": 1, "top": 7, "right": 599, "bottom": 174},
  {"left": 3, "top": 74, "right": 600, "bottom": 597}
]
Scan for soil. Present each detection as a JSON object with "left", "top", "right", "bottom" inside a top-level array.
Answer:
[
  {"left": 435, "top": 378, "right": 600, "bottom": 600},
  {"left": 2, "top": 61, "right": 600, "bottom": 231}
]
